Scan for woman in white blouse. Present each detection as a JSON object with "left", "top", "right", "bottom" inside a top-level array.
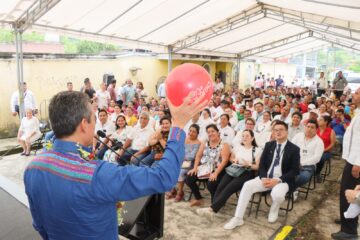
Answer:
[
  {"left": 103, "top": 115, "right": 132, "bottom": 163},
  {"left": 17, "top": 109, "right": 41, "bottom": 156},
  {"left": 199, "top": 108, "right": 214, "bottom": 142},
  {"left": 218, "top": 114, "right": 235, "bottom": 145}
]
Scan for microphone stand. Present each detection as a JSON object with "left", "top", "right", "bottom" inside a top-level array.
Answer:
[
  {"left": 94, "top": 136, "right": 123, "bottom": 159},
  {"left": 96, "top": 131, "right": 142, "bottom": 164}
]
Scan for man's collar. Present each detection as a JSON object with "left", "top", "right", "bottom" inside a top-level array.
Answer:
[{"left": 52, "top": 139, "right": 91, "bottom": 154}]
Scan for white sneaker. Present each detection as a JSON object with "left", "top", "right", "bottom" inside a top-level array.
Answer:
[
  {"left": 196, "top": 207, "right": 215, "bottom": 219},
  {"left": 223, "top": 217, "right": 244, "bottom": 230},
  {"left": 293, "top": 190, "right": 299, "bottom": 202},
  {"left": 268, "top": 203, "right": 280, "bottom": 223}
]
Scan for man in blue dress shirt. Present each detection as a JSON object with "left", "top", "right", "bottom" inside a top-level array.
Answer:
[{"left": 24, "top": 90, "right": 207, "bottom": 240}]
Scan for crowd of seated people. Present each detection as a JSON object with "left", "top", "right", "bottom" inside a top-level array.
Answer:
[{"left": 34, "top": 72, "right": 357, "bottom": 231}]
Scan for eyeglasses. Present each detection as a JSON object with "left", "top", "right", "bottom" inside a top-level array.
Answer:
[{"left": 246, "top": 122, "right": 255, "bottom": 125}]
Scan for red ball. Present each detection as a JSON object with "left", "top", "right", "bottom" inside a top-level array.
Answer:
[{"left": 165, "top": 63, "right": 213, "bottom": 107}]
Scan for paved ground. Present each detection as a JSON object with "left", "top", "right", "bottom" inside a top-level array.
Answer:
[
  {"left": 0, "top": 137, "right": 19, "bottom": 155},
  {"left": 0, "top": 148, "right": 356, "bottom": 240}
]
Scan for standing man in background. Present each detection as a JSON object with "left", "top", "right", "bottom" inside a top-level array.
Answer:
[
  {"left": 317, "top": 72, "right": 327, "bottom": 97},
  {"left": 332, "top": 87, "right": 360, "bottom": 240},
  {"left": 122, "top": 79, "right": 136, "bottom": 105},
  {"left": 333, "top": 71, "right": 348, "bottom": 100},
  {"left": 157, "top": 81, "right": 166, "bottom": 99},
  {"left": 10, "top": 82, "right": 37, "bottom": 117},
  {"left": 66, "top": 82, "right": 73, "bottom": 91}
]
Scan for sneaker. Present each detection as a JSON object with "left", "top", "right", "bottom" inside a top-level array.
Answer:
[
  {"left": 223, "top": 217, "right": 244, "bottom": 230},
  {"left": 331, "top": 231, "right": 358, "bottom": 239},
  {"left": 268, "top": 203, "right": 280, "bottom": 223},
  {"left": 293, "top": 190, "right": 299, "bottom": 202},
  {"left": 196, "top": 207, "right": 215, "bottom": 219}
]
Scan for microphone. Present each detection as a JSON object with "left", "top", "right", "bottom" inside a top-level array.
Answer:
[
  {"left": 97, "top": 130, "right": 141, "bottom": 164},
  {"left": 93, "top": 135, "right": 122, "bottom": 159}
]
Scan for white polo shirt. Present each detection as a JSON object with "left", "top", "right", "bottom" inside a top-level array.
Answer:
[
  {"left": 128, "top": 125, "right": 154, "bottom": 151},
  {"left": 95, "top": 120, "right": 116, "bottom": 141},
  {"left": 292, "top": 132, "right": 324, "bottom": 166}
]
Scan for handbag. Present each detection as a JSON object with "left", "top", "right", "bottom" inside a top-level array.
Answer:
[
  {"left": 197, "top": 164, "right": 213, "bottom": 179},
  {"left": 181, "top": 160, "right": 192, "bottom": 169},
  {"left": 225, "top": 146, "right": 256, "bottom": 178}
]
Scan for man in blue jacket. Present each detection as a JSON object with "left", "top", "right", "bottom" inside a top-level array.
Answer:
[{"left": 24, "top": 90, "right": 206, "bottom": 240}]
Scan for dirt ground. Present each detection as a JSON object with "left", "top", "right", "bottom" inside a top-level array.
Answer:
[{"left": 0, "top": 151, "right": 358, "bottom": 240}]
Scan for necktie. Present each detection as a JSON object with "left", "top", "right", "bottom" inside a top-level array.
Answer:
[{"left": 269, "top": 143, "right": 282, "bottom": 178}]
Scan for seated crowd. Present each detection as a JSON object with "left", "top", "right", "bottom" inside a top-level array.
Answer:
[{"left": 39, "top": 74, "right": 356, "bottom": 230}]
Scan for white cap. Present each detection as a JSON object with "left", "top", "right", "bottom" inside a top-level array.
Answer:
[{"left": 308, "top": 104, "right": 316, "bottom": 110}]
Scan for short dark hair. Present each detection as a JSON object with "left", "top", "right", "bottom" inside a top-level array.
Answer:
[
  {"left": 98, "top": 109, "right": 107, "bottom": 116},
  {"left": 292, "top": 112, "right": 303, "bottom": 120},
  {"left": 84, "top": 78, "right": 90, "bottom": 83},
  {"left": 111, "top": 79, "right": 117, "bottom": 84},
  {"left": 189, "top": 123, "right": 200, "bottom": 135},
  {"left": 307, "top": 119, "right": 318, "bottom": 128},
  {"left": 67, "top": 82, "right": 72, "bottom": 85},
  {"left": 49, "top": 91, "right": 92, "bottom": 138},
  {"left": 273, "top": 120, "right": 288, "bottom": 130},
  {"left": 336, "top": 109, "right": 344, "bottom": 114},
  {"left": 220, "top": 100, "right": 229, "bottom": 106}
]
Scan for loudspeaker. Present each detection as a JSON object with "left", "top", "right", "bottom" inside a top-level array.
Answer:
[
  {"left": 119, "top": 194, "right": 164, "bottom": 240},
  {"left": 103, "top": 74, "right": 115, "bottom": 86}
]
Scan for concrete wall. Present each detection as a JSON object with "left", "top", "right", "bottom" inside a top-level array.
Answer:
[{"left": 0, "top": 56, "right": 235, "bottom": 138}]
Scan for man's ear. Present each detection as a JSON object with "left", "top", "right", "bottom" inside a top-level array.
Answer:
[{"left": 79, "top": 118, "right": 88, "bottom": 133}]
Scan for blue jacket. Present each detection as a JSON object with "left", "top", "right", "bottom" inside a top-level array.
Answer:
[{"left": 24, "top": 127, "right": 185, "bottom": 240}]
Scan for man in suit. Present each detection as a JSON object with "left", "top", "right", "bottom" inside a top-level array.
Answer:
[{"left": 224, "top": 120, "right": 300, "bottom": 229}]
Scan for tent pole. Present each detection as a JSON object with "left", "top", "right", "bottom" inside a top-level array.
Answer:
[
  {"left": 167, "top": 46, "right": 173, "bottom": 73},
  {"left": 14, "top": 27, "right": 25, "bottom": 119}
]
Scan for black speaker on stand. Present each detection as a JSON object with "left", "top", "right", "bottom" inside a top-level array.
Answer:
[
  {"left": 103, "top": 74, "right": 115, "bottom": 86},
  {"left": 119, "top": 193, "right": 164, "bottom": 240}
]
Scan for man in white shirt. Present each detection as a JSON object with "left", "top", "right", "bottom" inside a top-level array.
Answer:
[
  {"left": 214, "top": 100, "right": 230, "bottom": 122},
  {"left": 288, "top": 112, "right": 304, "bottom": 140},
  {"left": 332, "top": 87, "right": 360, "bottom": 240},
  {"left": 118, "top": 112, "right": 154, "bottom": 166},
  {"left": 157, "top": 82, "right": 166, "bottom": 98},
  {"left": 252, "top": 102, "right": 265, "bottom": 123},
  {"left": 292, "top": 120, "right": 324, "bottom": 190},
  {"left": 273, "top": 106, "right": 292, "bottom": 124},
  {"left": 93, "top": 109, "right": 116, "bottom": 159},
  {"left": 234, "top": 110, "right": 252, "bottom": 132},
  {"left": 317, "top": 72, "right": 327, "bottom": 97},
  {"left": 10, "top": 82, "right": 37, "bottom": 117}
]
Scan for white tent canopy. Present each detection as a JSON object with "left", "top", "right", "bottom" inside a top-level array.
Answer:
[{"left": 1, "top": 0, "right": 360, "bottom": 59}]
